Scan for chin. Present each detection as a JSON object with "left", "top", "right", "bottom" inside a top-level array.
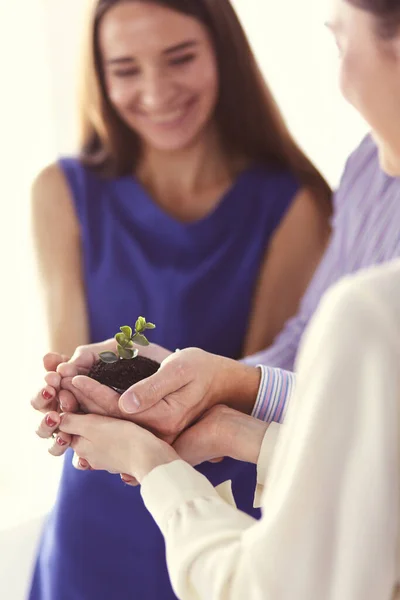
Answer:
[
  {"left": 144, "top": 130, "right": 205, "bottom": 154},
  {"left": 377, "top": 144, "right": 400, "bottom": 178}
]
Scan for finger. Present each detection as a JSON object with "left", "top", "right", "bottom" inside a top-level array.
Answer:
[
  {"left": 43, "top": 352, "right": 68, "bottom": 373},
  {"left": 57, "top": 362, "right": 81, "bottom": 378},
  {"left": 58, "top": 388, "right": 80, "bottom": 413},
  {"left": 36, "top": 412, "right": 61, "bottom": 439},
  {"left": 71, "top": 452, "right": 93, "bottom": 470},
  {"left": 48, "top": 432, "right": 72, "bottom": 456},
  {"left": 60, "top": 412, "right": 106, "bottom": 437},
  {"left": 31, "top": 386, "right": 58, "bottom": 412},
  {"left": 70, "top": 376, "right": 120, "bottom": 415},
  {"left": 69, "top": 340, "right": 116, "bottom": 370},
  {"left": 76, "top": 457, "right": 92, "bottom": 470},
  {"left": 119, "top": 357, "right": 189, "bottom": 415},
  {"left": 120, "top": 473, "right": 139, "bottom": 486}
]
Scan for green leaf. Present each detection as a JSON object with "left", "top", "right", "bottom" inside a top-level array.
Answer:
[
  {"left": 115, "top": 332, "right": 128, "bottom": 346},
  {"left": 99, "top": 351, "right": 119, "bottom": 364},
  {"left": 145, "top": 322, "right": 156, "bottom": 330},
  {"left": 119, "top": 347, "right": 136, "bottom": 360},
  {"left": 120, "top": 326, "right": 132, "bottom": 339},
  {"left": 132, "top": 332, "right": 150, "bottom": 346},
  {"left": 135, "top": 316, "right": 146, "bottom": 334}
]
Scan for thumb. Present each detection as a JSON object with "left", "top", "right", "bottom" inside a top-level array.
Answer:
[{"left": 119, "top": 357, "right": 190, "bottom": 415}]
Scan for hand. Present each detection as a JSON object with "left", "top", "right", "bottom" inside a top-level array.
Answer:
[
  {"left": 61, "top": 348, "right": 229, "bottom": 443},
  {"left": 117, "top": 348, "right": 261, "bottom": 440},
  {"left": 33, "top": 339, "right": 122, "bottom": 456},
  {"left": 173, "top": 405, "right": 269, "bottom": 466},
  {"left": 34, "top": 339, "right": 172, "bottom": 455},
  {"left": 58, "top": 413, "right": 179, "bottom": 483},
  {"left": 31, "top": 352, "right": 70, "bottom": 413},
  {"left": 63, "top": 348, "right": 260, "bottom": 444}
]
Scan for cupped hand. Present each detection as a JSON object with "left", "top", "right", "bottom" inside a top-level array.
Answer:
[
  {"left": 59, "top": 413, "right": 178, "bottom": 483},
  {"left": 62, "top": 348, "right": 226, "bottom": 444}
]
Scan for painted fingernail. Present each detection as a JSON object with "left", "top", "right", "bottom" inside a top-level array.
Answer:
[
  {"left": 56, "top": 437, "right": 67, "bottom": 446},
  {"left": 120, "top": 394, "right": 140, "bottom": 414},
  {"left": 78, "top": 458, "right": 89, "bottom": 469},
  {"left": 45, "top": 415, "right": 57, "bottom": 428},
  {"left": 42, "top": 390, "right": 53, "bottom": 401}
]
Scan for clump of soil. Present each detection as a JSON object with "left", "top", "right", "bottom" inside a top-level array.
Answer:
[{"left": 88, "top": 356, "right": 160, "bottom": 393}]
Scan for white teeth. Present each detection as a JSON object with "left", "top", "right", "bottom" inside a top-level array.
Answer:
[{"left": 149, "top": 109, "right": 185, "bottom": 124}]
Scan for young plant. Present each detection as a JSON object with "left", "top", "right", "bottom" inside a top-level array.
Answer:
[{"left": 99, "top": 316, "right": 156, "bottom": 364}]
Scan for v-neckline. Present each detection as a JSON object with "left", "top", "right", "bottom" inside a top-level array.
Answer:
[{"left": 118, "top": 165, "right": 259, "bottom": 231}]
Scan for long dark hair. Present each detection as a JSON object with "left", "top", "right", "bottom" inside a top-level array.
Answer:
[
  {"left": 347, "top": 0, "right": 400, "bottom": 37},
  {"left": 78, "top": 0, "right": 331, "bottom": 210}
]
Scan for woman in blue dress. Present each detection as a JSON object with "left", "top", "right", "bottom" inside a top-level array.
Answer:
[{"left": 30, "top": 0, "right": 331, "bottom": 598}]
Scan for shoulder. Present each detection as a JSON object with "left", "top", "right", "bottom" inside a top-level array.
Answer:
[
  {"left": 32, "top": 162, "right": 67, "bottom": 194},
  {"left": 342, "top": 133, "right": 378, "bottom": 177},
  {"left": 319, "top": 259, "right": 400, "bottom": 337},
  {"left": 335, "top": 134, "right": 378, "bottom": 197},
  {"left": 31, "top": 161, "right": 77, "bottom": 224}
]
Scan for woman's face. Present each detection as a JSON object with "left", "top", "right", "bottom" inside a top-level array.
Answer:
[
  {"left": 99, "top": 1, "right": 219, "bottom": 154},
  {"left": 328, "top": 0, "right": 400, "bottom": 175}
]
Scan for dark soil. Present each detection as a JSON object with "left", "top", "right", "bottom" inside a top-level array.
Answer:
[{"left": 88, "top": 356, "right": 160, "bottom": 392}]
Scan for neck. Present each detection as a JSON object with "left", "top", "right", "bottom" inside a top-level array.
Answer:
[
  {"left": 376, "top": 130, "right": 400, "bottom": 177},
  {"left": 137, "top": 126, "right": 234, "bottom": 197}
]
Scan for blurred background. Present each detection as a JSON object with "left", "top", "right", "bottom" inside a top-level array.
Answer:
[{"left": 0, "top": 0, "right": 367, "bottom": 597}]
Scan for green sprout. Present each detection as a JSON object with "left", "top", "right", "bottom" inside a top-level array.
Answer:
[{"left": 99, "top": 316, "right": 156, "bottom": 364}]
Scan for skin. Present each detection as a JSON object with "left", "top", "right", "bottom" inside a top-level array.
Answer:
[
  {"left": 327, "top": 0, "right": 400, "bottom": 176},
  {"left": 32, "top": 2, "right": 343, "bottom": 470},
  {"left": 31, "top": 1, "right": 330, "bottom": 359}
]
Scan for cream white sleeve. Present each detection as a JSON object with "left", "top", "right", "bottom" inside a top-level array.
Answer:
[{"left": 141, "top": 268, "right": 400, "bottom": 600}]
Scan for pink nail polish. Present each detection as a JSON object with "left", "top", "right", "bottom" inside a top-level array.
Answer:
[
  {"left": 42, "top": 390, "right": 53, "bottom": 401},
  {"left": 56, "top": 437, "right": 67, "bottom": 446},
  {"left": 45, "top": 415, "right": 57, "bottom": 428}
]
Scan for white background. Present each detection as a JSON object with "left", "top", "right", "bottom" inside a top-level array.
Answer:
[{"left": 0, "top": 0, "right": 367, "bottom": 597}]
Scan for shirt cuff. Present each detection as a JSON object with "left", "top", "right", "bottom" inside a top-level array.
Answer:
[
  {"left": 141, "top": 460, "right": 222, "bottom": 532},
  {"left": 253, "top": 423, "right": 281, "bottom": 508},
  {"left": 252, "top": 364, "right": 296, "bottom": 423}
]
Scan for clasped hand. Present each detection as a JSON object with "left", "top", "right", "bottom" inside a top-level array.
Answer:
[{"left": 32, "top": 340, "right": 267, "bottom": 483}]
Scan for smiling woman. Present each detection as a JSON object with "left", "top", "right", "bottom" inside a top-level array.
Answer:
[
  {"left": 98, "top": 3, "right": 219, "bottom": 156},
  {"left": 28, "top": 1, "right": 333, "bottom": 599}
]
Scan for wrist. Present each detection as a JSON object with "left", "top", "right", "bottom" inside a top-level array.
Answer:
[
  {"left": 224, "top": 410, "right": 268, "bottom": 464},
  {"left": 134, "top": 441, "right": 179, "bottom": 483},
  {"left": 212, "top": 357, "right": 261, "bottom": 415}
]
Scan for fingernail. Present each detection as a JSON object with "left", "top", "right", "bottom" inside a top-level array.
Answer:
[
  {"left": 56, "top": 437, "right": 67, "bottom": 446},
  {"left": 78, "top": 458, "right": 89, "bottom": 469},
  {"left": 121, "top": 474, "right": 134, "bottom": 483},
  {"left": 45, "top": 415, "right": 57, "bottom": 428},
  {"left": 42, "top": 390, "right": 53, "bottom": 401},
  {"left": 121, "top": 393, "right": 140, "bottom": 414}
]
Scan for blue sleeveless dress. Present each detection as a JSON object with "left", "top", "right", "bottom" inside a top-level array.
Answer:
[{"left": 29, "top": 159, "right": 298, "bottom": 600}]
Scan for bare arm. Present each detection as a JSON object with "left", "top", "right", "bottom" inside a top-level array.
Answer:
[
  {"left": 31, "top": 163, "right": 89, "bottom": 355},
  {"left": 243, "top": 187, "right": 330, "bottom": 356}
]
